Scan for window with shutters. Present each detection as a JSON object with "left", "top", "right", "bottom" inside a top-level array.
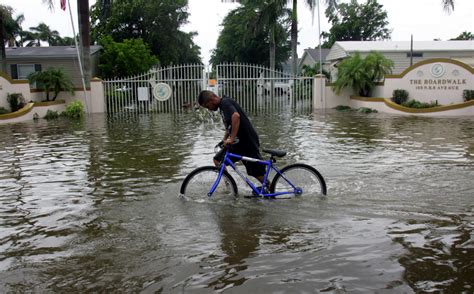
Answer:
[
  {"left": 17, "top": 64, "right": 36, "bottom": 79},
  {"left": 10, "top": 64, "right": 42, "bottom": 88},
  {"left": 10, "top": 64, "right": 42, "bottom": 79}
]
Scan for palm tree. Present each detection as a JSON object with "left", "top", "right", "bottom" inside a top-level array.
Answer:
[
  {"left": 223, "top": 0, "right": 289, "bottom": 71},
  {"left": 28, "top": 23, "right": 61, "bottom": 46},
  {"left": 0, "top": 12, "right": 6, "bottom": 73},
  {"left": 332, "top": 52, "right": 393, "bottom": 97},
  {"left": 0, "top": 5, "right": 15, "bottom": 72},
  {"left": 23, "top": 31, "right": 41, "bottom": 47},
  {"left": 28, "top": 68, "right": 75, "bottom": 101},
  {"left": 42, "top": 0, "right": 90, "bottom": 87},
  {"left": 255, "top": 1, "right": 290, "bottom": 71},
  {"left": 4, "top": 13, "right": 25, "bottom": 47},
  {"left": 442, "top": 0, "right": 454, "bottom": 12},
  {"left": 223, "top": 0, "right": 338, "bottom": 76}
]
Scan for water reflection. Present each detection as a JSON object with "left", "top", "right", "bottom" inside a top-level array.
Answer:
[
  {"left": 0, "top": 111, "right": 473, "bottom": 292},
  {"left": 388, "top": 215, "right": 474, "bottom": 292}
]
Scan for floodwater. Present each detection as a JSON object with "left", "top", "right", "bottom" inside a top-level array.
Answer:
[{"left": 0, "top": 110, "right": 473, "bottom": 292}]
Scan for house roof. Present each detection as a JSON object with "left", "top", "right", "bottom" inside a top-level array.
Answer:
[
  {"left": 334, "top": 40, "right": 474, "bottom": 52},
  {"left": 304, "top": 48, "right": 331, "bottom": 62},
  {"left": 6, "top": 45, "right": 102, "bottom": 59}
]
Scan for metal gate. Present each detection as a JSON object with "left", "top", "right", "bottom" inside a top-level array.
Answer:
[
  {"left": 103, "top": 63, "right": 313, "bottom": 114},
  {"left": 104, "top": 64, "right": 205, "bottom": 114},
  {"left": 216, "top": 63, "right": 314, "bottom": 113}
]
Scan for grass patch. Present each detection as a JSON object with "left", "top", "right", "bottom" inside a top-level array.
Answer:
[{"left": 402, "top": 99, "right": 440, "bottom": 109}]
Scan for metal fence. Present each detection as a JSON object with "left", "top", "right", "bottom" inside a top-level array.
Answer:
[
  {"left": 104, "top": 63, "right": 313, "bottom": 114},
  {"left": 103, "top": 64, "right": 205, "bottom": 114},
  {"left": 216, "top": 63, "right": 314, "bottom": 113}
]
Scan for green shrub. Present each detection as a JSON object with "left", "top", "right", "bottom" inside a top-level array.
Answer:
[
  {"left": 44, "top": 110, "right": 60, "bottom": 120},
  {"left": 332, "top": 52, "right": 393, "bottom": 97},
  {"left": 358, "top": 107, "right": 378, "bottom": 113},
  {"left": 334, "top": 105, "right": 353, "bottom": 111},
  {"left": 391, "top": 89, "right": 409, "bottom": 105},
  {"left": 463, "top": 90, "right": 474, "bottom": 101},
  {"left": 62, "top": 100, "right": 85, "bottom": 119},
  {"left": 28, "top": 68, "right": 75, "bottom": 101},
  {"left": 0, "top": 107, "right": 9, "bottom": 115},
  {"left": 7, "top": 93, "right": 26, "bottom": 112},
  {"left": 402, "top": 99, "right": 440, "bottom": 109}
]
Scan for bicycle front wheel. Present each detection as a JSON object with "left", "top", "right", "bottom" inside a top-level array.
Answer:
[
  {"left": 270, "top": 163, "right": 327, "bottom": 197},
  {"left": 180, "top": 166, "right": 238, "bottom": 200}
]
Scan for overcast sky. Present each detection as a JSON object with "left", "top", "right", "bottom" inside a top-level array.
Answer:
[{"left": 3, "top": 0, "right": 474, "bottom": 65}]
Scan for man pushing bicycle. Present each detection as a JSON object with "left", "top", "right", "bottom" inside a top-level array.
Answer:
[{"left": 197, "top": 90, "right": 268, "bottom": 191}]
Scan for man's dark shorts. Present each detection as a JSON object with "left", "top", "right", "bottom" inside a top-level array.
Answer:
[{"left": 214, "top": 144, "right": 265, "bottom": 178}]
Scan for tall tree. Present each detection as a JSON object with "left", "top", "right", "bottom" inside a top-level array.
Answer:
[
  {"left": 221, "top": 0, "right": 290, "bottom": 70},
  {"left": 211, "top": 5, "right": 290, "bottom": 67},
  {"left": 28, "top": 23, "right": 61, "bottom": 46},
  {"left": 0, "top": 5, "right": 14, "bottom": 72},
  {"left": 91, "top": 0, "right": 201, "bottom": 66},
  {"left": 224, "top": 0, "right": 338, "bottom": 75},
  {"left": 99, "top": 36, "right": 158, "bottom": 78},
  {"left": 5, "top": 13, "right": 25, "bottom": 47},
  {"left": 321, "top": 0, "right": 391, "bottom": 48}
]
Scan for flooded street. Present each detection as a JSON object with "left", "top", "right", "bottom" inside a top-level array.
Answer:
[{"left": 0, "top": 111, "right": 473, "bottom": 292}]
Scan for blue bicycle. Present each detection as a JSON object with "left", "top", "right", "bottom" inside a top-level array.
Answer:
[{"left": 180, "top": 141, "right": 327, "bottom": 199}]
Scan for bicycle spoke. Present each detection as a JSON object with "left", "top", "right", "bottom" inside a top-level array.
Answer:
[
  {"left": 180, "top": 167, "right": 238, "bottom": 201},
  {"left": 271, "top": 164, "right": 326, "bottom": 197}
]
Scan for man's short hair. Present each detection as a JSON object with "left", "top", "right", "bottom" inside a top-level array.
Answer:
[{"left": 198, "top": 90, "right": 215, "bottom": 106}]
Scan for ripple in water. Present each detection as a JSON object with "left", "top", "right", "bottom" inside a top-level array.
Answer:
[{"left": 0, "top": 112, "right": 473, "bottom": 292}]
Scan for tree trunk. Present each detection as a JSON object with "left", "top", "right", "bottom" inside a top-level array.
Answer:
[
  {"left": 290, "top": 0, "right": 298, "bottom": 76},
  {"left": 0, "top": 15, "right": 6, "bottom": 73},
  {"left": 78, "top": 0, "right": 90, "bottom": 88},
  {"left": 269, "top": 28, "right": 276, "bottom": 71}
]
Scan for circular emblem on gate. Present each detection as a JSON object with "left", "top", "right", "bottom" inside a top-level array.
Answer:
[
  {"left": 153, "top": 83, "right": 172, "bottom": 101},
  {"left": 430, "top": 63, "right": 445, "bottom": 78}
]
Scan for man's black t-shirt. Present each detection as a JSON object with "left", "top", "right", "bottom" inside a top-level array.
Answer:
[{"left": 219, "top": 96, "right": 260, "bottom": 151}]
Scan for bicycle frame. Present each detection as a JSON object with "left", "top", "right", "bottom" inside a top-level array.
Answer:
[{"left": 208, "top": 149, "right": 301, "bottom": 197}]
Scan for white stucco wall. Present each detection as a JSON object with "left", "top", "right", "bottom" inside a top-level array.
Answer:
[
  {"left": 0, "top": 75, "right": 32, "bottom": 111},
  {"left": 313, "top": 58, "right": 474, "bottom": 116},
  {"left": 384, "top": 60, "right": 473, "bottom": 105}
]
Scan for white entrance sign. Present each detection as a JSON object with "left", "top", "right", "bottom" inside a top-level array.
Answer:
[
  {"left": 137, "top": 87, "right": 149, "bottom": 101},
  {"left": 385, "top": 59, "right": 473, "bottom": 105}
]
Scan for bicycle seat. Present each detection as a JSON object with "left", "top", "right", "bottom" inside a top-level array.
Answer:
[{"left": 262, "top": 149, "right": 287, "bottom": 158}]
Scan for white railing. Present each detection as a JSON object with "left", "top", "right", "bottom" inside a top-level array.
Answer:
[
  {"left": 103, "top": 63, "right": 313, "bottom": 114},
  {"left": 103, "top": 64, "right": 205, "bottom": 114},
  {"left": 216, "top": 63, "right": 313, "bottom": 113}
]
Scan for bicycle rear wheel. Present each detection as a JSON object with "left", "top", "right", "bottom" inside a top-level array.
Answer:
[
  {"left": 270, "top": 163, "right": 327, "bottom": 197},
  {"left": 180, "top": 166, "right": 238, "bottom": 200}
]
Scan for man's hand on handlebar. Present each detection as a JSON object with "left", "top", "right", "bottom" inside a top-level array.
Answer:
[{"left": 224, "top": 137, "right": 235, "bottom": 146}]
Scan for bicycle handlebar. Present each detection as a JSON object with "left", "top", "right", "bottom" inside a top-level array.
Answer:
[{"left": 214, "top": 137, "right": 240, "bottom": 153}]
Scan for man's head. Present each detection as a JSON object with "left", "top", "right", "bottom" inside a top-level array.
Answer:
[{"left": 198, "top": 90, "right": 220, "bottom": 111}]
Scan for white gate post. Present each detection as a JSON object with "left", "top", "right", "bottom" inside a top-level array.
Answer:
[
  {"left": 90, "top": 78, "right": 105, "bottom": 113},
  {"left": 313, "top": 74, "right": 326, "bottom": 109},
  {"left": 202, "top": 69, "right": 207, "bottom": 91}
]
